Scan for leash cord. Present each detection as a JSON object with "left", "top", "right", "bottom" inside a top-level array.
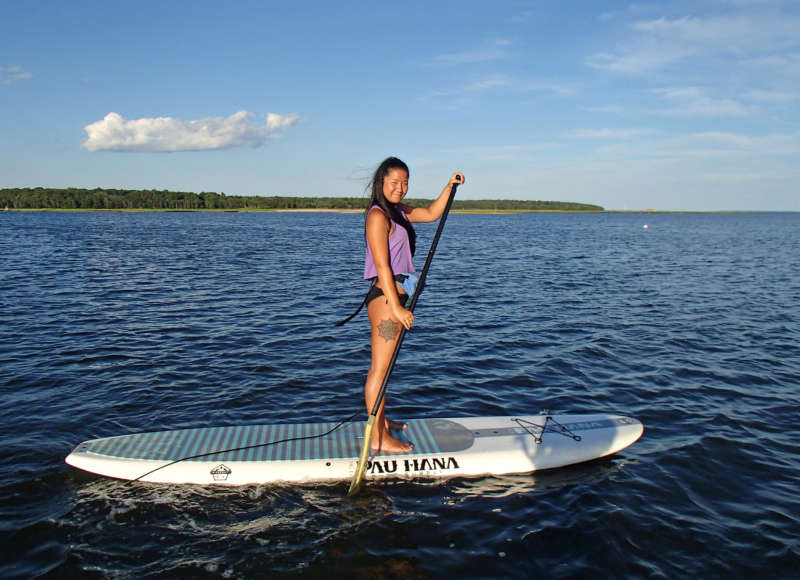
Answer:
[{"left": 128, "top": 410, "right": 361, "bottom": 483}]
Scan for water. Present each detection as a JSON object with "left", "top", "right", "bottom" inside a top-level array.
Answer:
[{"left": 1, "top": 210, "right": 798, "bottom": 578}]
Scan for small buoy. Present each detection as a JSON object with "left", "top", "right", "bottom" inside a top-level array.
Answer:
[{"left": 643, "top": 224, "right": 648, "bottom": 229}]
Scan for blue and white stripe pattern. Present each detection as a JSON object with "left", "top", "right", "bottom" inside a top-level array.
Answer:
[{"left": 80, "top": 419, "right": 448, "bottom": 462}]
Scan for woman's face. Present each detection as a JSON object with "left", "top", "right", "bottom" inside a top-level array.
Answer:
[{"left": 382, "top": 168, "right": 409, "bottom": 204}]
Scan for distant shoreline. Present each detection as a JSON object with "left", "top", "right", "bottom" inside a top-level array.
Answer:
[
  {"left": 0, "top": 188, "right": 604, "bottom": 212},
  {"left": 2, "top": 207, "right": 772, "bottom": 215}
]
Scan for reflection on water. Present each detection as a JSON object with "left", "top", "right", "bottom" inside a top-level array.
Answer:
[{"left": 443, "top": 457, "right": 625, "bottom": 501}]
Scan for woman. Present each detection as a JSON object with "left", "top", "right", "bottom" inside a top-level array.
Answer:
[{"left": 362, "top": 157, "right": 464, "bottom": 453}]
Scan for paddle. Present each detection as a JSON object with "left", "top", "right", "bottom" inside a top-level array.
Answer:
[{"left": 348, "top": 176, "right": 461, "bottom": 496}]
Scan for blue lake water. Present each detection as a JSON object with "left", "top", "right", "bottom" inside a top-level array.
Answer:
[{"left": 1, "top": 210, "right": 798, "bottom": 578}]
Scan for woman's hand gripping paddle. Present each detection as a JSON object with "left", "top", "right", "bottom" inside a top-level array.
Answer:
[{"left": 348, "top": 176, "right": 461, "bottom": 496}]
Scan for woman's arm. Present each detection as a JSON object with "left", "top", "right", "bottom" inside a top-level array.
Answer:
[
  {"left": 403, "top": 172, "right": 464, "bottom": 223},
  {"left": 366, "top": 207, "right": 414, "bottom": 329}
]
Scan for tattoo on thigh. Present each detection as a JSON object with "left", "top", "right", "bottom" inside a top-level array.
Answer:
[{"left": 377, "top": 318, "right": 401, "bottom": 342}]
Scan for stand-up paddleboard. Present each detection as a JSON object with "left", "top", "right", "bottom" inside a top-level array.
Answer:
[{"left": 65, "top": 414, "right": 643, "bottom": 485}]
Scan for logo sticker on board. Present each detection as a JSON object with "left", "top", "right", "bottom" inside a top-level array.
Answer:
[{"left": 211, "top": 464, "right": 232, "bottom": 481}]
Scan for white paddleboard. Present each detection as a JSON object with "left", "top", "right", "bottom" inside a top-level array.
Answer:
[{"left": 65, "top": 414, "right": 643, "bottom": 485}]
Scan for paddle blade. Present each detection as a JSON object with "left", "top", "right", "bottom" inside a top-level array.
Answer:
[{"left": 347, "top": 415, "right": 376, "bottom": 496}]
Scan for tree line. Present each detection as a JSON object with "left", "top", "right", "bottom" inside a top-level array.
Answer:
[{"left": 0, "top": 187, "right": 604, "bottom": 212}]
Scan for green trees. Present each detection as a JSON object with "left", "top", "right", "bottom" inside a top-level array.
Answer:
[{"left": 0, "top": 187, "right": 604, "bottom": 212}]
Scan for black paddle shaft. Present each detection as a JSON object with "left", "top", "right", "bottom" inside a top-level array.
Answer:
[{"left": 367, "top": 179, "right": 460, "bottom": 417}]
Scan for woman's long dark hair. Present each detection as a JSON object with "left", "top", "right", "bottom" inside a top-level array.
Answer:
[{"left": 365, "top": 156, "right": 416, "bottom": 256}]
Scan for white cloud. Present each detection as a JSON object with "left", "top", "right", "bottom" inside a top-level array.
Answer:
[
  {"left": 587, "top": 44, "right": 691, "bottom": 75},
  {"left": 427, "top": 39, "right": 511, "bottom": 66},
  {"left": 686, "top": 131, "right": 800, "bottom": 155},
  {"left": 437, "top": 143, "right": 562, "bottom": 161},
  {"left": 463, "top": 75, "right": 510, "bottom": 93},
  {"left": 82, "top": 110, "right": 300, "bottom": 152},
  {"left": 507, "top": 10, "right": 534, "bottom": 24},
  {"left": 653, "top": 87, "right": 749, "bottom": 117},
  {"left": 744, "top": 52, "right": 800, "bottom": 70},
  {"left": 568, "top": 128, "right": 655, "bottom": 139},
  {"left": 490, "top": 129, "right": 800, "bottom": 210},
  {"left": 266, "top": 112, "right": 300, "bottom": 130},
  {"left": 587, "top": 13, "right": 800, "bottom": 75},
  {"left": 593, "top": 130, "right": 800, "bottom": 160},
  {"left": 520, "top": 80, "right": 576, "bottom": 96},
  {"left": 427, "top": 75, "right": 575, "bottom": 101},
  {"left": 1, "top": 65, "right": 32, "bottom": 84},
  {"left": 632, "top": 15, "right": 799, "bottom": 54},
  {"left": 743, "top": 90, "right": 799, "bottom": 102},
  {"left": 583, "top": 105, "right": 625, "bottom": 113}
]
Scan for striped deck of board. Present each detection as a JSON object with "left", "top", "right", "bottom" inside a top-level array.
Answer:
[{"left": 79, "top": 419, "right": 445, "bottom": 463}]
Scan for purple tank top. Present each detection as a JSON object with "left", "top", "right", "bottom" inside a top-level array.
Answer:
[{"left": 364, "top": 208, "right": 416, "bottom": 279}]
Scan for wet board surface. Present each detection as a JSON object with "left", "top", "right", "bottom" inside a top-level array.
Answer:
[{"left": 65, "top": 414, "right": 643, "bottom": 485}]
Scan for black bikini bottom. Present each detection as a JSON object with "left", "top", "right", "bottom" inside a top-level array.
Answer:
[
  {"left": 365, "top": 284, "right": 409, "bottom": 307},
  {"left": 335, "top": 274, "right": 409, "bottom": 326}
]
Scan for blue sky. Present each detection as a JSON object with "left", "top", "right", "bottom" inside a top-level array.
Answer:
[{"left": 1, "top": 0, "right": 798, "bottom": 211}]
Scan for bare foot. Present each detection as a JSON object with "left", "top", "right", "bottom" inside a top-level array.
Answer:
[
  {"left": 385, "top": 418, "right": 407, "bottom": 431},
  {"left": 371, "top": 431, "right": 413, "bottom": 454}
]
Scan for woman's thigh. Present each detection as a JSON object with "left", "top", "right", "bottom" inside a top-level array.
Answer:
[{"left": 367, "top": 297, "right": 404, "bottom": 367}]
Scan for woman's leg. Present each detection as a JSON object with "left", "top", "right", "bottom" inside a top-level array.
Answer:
[{"left": 365, "top": 293, "right": 413, "bottom": 453}]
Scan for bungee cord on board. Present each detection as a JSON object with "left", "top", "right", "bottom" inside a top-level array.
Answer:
[{"left": 512, "top": 416, "right": 582, "bottom": 444}]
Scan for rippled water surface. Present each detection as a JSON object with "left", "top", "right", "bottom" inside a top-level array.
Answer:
[{"left": 1, "top": 211, "right": 798, "bottom": 578}]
